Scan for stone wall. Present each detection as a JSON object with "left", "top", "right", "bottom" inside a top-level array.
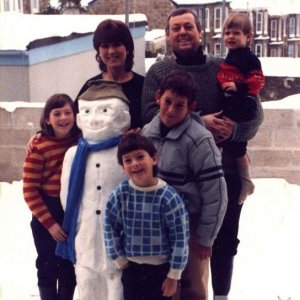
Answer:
[
  {"left": 0, "top": 98, "right": 300, "bottom": 184},
  {"left": 248, "top": 97, "right": 300, "bottom": 185}
]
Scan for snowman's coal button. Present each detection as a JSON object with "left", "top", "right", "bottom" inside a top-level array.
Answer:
[
  {"left": 96, "top": 163, "right": 100, "bottom": 168},
  {"left": 96, "top": 210, "right": 101, "bottom": 215},
  {"left": 97, "top": 186, "right": 101, "bottom": 190}
]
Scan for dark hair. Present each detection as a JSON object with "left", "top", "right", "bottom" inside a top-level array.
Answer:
[
  {"left": 158, "top": 70, "right": 197, "bottom": 106},
  {"left": 40, "top": 93, "right": 80, "bottom": 137},
  {"left": 93, "top": 19, "right": 134, "bottom": 72},
  {"left": 223, "top": 12, "right": 253, "bottom": 35},
  {"left": 117, "top": 133, "right": 158, "bottom": 176},
  {"left": 166, "top": 8, "right": 202, "bottom": 34}
]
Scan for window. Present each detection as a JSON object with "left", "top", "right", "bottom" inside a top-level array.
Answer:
[
  {"left": 256, "top": 12, "right": 263, "bottom": 34},
  {"left": 3, "top": 0, "right": 10, "bottom": 11},
  {"left": 288, "top": 44, "right": 295, "bottom": 57},
  {"left": 289, "top": 17, "right": 295, "bottom": 37},
  {"left": 214, "top": 7, "right": 221, "bottom": 31},
  {"left": 271, "top": 20, "right": 277, "bottom": 39},
  {"left": 205, "top": 8, "right": 210, "bottom": 32},
  {"left": 270, "top": 48, "right": 277, "bottom": 57},
  {"left": 214, "top": 43, "right": 221, "bottom": 56},
  {"left": 297, "top": 15, "right": 300, "bottom": 36},
  {"left": 255, "top": 44, "right": 262, "bottom": 57}
]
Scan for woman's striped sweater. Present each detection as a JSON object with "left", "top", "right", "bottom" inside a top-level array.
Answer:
[{"left": 23, "top": 135, "right": 77, "bottom": 229}]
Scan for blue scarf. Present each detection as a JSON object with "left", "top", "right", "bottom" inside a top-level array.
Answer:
[{"left": 56, "top": 135, "right": 122, "bottom": 263}]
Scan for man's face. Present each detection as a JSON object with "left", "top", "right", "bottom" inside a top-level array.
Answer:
[
  {"left": 167, "top": 13, "right": 202, "bottom": 57},
  {"left": 77, "top": 98, "right": 130, "bottom": 142}
]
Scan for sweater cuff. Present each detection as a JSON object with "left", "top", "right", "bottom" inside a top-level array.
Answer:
[
  {"left": 167, "top": 268, "right": 183, "bottom": 280},
  {"left": 114, "top": 256, "right": 129, "bottom": 269}
]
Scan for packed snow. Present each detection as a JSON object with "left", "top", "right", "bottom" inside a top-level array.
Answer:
[{"left": 0, "top": 178, "right": 299, "bottom": 300}]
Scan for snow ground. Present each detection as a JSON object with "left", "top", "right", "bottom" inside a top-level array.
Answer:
[{"left": 0, "top": 178, "right": 299, "bottom": 300}]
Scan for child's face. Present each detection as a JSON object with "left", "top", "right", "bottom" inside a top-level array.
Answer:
[
  {"left": 156, "top": 89, "right": 190, "bottom": 128},
  {"left": 47, "top": 103, "right": 75, "bottom": 138},
  {"left": 122, "top": 149, "right": 157, "bottom": 187},
  {"left": 223, "top": 27, "right": 252, "bottom": 50}
]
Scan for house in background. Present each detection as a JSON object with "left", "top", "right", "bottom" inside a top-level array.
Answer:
[
  {"left": 0, "top": 0, "right": 299, "bottom": 58},
  {"left": 0, "top": 13, "right": 147, "bottom": 102},
  {"left": 171, "top": 0, "right": 300, "bottom": 58}
]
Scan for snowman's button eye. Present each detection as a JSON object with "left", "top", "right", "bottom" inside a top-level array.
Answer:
[
  {"left": 85, "top": 109, "right": 89, "bottom": 113},
  {"left": 103, "top": 108, "right": 107, "bottom": 112}
]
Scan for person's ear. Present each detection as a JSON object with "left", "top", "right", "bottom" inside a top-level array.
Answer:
[
  {"left": 155, "top": 90, "right": 161, "bottom": 104},
  {"left": 152, "top": 153, "right": 158, "bottom": 166},
  {"left": 189, "top": 100, "right": 197, "bottom": 112},
  {"left": 247, "top": 31, "right": 253, "bottom": 44}
]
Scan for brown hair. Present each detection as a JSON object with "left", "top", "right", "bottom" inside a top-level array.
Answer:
[
  {"left": 165, "top": 8, "right": 202, "bottom": 35},
  {"left": 40, "top": 94, "right": 80, "bottom": 137},
  {"left": 117, "top": 133, "right": 158, "bottom": 176},
  {"left": 222, "top": 12, "right": 253, "bottom": 35},
  {"left": 158, "top": 70, "right": 197, "bottom": 106},
  {"left": 93, "top": 19, "right": 134, "bottom": 72}
]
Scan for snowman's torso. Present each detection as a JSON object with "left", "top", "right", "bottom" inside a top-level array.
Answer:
[{"left": 62, "top": 145, "right": 126, "bottom": 272}]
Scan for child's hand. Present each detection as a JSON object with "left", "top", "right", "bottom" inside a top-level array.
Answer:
[
  {"left": 48, "top": 223, "right": 68, "bottom": 241},
  {"left": 162, "top": 277, "right": 177, "bottom": 297},
  {"left": 190, "top": 239, "right": 212, "bottom": 260},
  {"left": 221, "top": 81, "right": 237, "bottom": 92},
  {"left": 27, "top": 133, "right": 42, "bottom": 155}
]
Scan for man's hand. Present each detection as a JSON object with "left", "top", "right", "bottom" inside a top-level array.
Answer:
[
  {"left": 48, "top": 223, "right": 68, "bottom": 241},
  {"left": 190, "top": 239, "right": 212, "bottom": 260},
  {"left": 202, "top": 111, "right": 234, "bottom": 143}
]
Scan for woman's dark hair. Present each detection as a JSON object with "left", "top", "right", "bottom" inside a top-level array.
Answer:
[
  {"left": 117, "top": 133, "right": 158, "bottom": 176},
  {"left": 158, "top": 70, "right": 197, "bottom": 106},
  {"left": 40, "top": 93, "right": 80, "bottom": 137},
  {"left": 93, "top": 19, "right": 134, "bottom": 72},
  {"left": 166, "top": 8, "right": 202, "bottom": 34}
]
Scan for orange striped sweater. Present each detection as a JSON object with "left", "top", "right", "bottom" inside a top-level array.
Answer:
[{"left": 23, "top": 135, "right": 77, "bottom": 230}]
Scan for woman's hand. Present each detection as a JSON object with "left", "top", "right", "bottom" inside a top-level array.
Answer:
[{"left": 26, "top": 133, "right": 42, "bottom": 155}]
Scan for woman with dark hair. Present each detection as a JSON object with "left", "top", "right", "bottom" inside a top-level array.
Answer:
[{"left": 76, "top": 19, "right": 144, "bottom": 129}]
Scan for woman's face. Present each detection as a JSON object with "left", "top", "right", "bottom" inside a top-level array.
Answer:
[{"left": 99, "top": 42, "right": 127, "bottom": 71}]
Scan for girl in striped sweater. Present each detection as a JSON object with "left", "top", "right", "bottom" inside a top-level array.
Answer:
[{"left": 23, "top": 94, "right": 80, "bottom": 300}]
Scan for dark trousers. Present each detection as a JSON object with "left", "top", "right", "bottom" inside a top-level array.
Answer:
[
  {"left": 211, "top": 173, "right": 243, "bottom": 296},
  {"left": 30, "top": 195, "right": 76, "bottom": 290},
  {"left": 121, "top": 261, "right": 172, "bottom": 300}
]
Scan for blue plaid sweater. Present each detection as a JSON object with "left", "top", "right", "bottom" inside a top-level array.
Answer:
[{"left": 104, "top": 178, "right": 189, "bottom": 280}]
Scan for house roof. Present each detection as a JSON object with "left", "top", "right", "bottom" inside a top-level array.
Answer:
[
  {"left": 0, "top": 13, "right": 147, "bottom": 51},
  {"left": 171, "top": 0, "right": 230, "bottom": 5}
]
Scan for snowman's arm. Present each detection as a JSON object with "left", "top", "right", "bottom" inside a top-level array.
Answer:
[{"left": 60, "top": 146, "right": 76, "bottom": 210}]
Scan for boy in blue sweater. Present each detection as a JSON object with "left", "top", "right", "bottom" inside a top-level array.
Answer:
[
  {"left": 104, "top": 133, "right": 189, "bottom": 300},
  {"left": 142, "top": 70, "right": 228, "bottom": 300}
]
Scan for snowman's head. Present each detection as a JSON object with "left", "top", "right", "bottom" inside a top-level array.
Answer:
[{"left": 77, "top": 81, "right": 130, "bottom": 142}]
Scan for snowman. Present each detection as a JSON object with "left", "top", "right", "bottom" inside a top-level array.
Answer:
[{"left": 56, "top": 81, "right": 130, "bottom": 300}]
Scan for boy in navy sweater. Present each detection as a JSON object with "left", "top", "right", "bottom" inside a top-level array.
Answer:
[{"left": 104, "top": 133, "right": 189, "bottom": 300}]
